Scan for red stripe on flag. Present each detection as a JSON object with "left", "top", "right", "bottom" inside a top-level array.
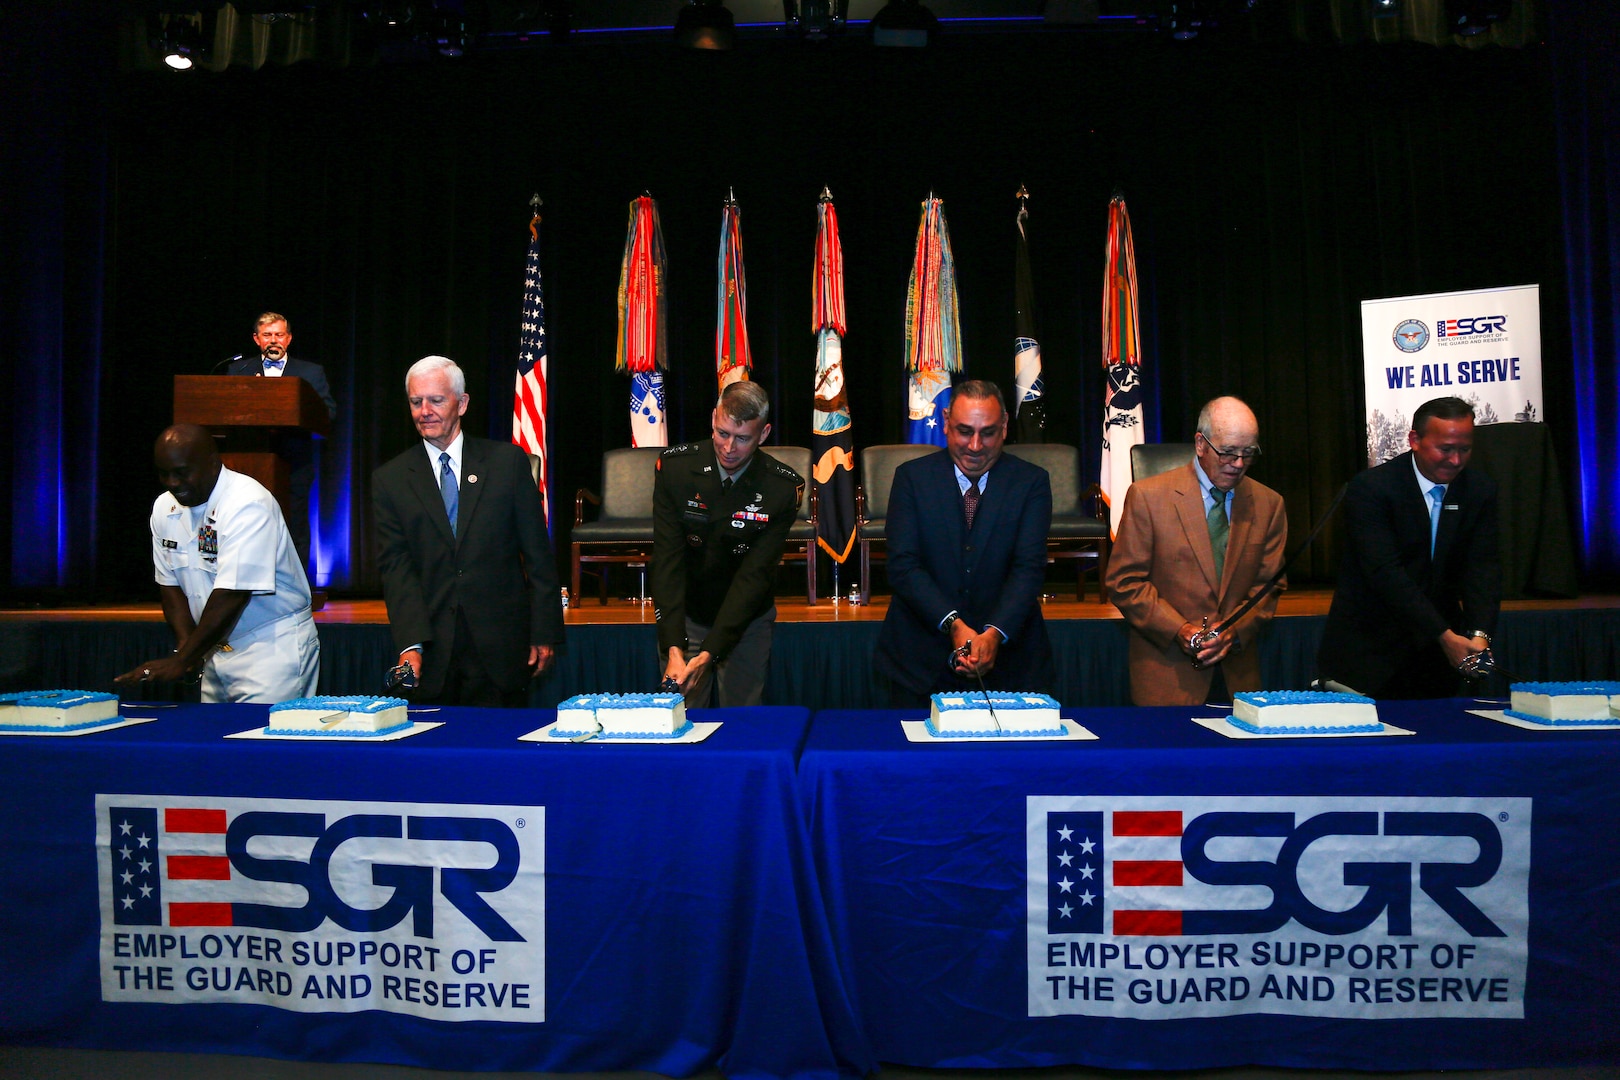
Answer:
[
  {"left": 165, "top": 808, "right": 226, "bottom": 833},
  {"left": 1114, "top": 860, "right": 1183, "bottom": 886},
  {"left": 167, "top": 855, "right": 231, "bottom": 880},
  {"left": 169, "top": 902, "right": 233, "bottom": 927},
  {"left": 1113, "top": 810, "right": 1182, "bottom": 836},
  {"left": 1115, "top": 910, "right": 1182, "bottom": 936}
]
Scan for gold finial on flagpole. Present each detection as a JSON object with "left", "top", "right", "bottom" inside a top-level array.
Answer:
[
  {"left": 1016, "top": 184, "right": 1029, "bottom": 203},
  {"left": 819, "top": 184, "right": 833, "bottom": 202},
  {"left": 726, "top": 185, "right": 737, "bottom": 207}
]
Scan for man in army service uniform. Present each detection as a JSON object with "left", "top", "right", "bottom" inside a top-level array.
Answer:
[{"left": 652, "top": 381, "right": 805, "bottom": 708}]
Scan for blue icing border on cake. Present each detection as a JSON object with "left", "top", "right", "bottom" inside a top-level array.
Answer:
[
  {"left": 0, "top": 689, "right": 121, "bottom": 732},
  {"left": 1228, "top": 717, "right": 1382, "bottom": 735},
  {"left": 265, "top": 719, "right": 414, "bottom": 738},
  {"left": 1232, "top": 690, "right": 1375, "bottom": 707},
  {"left": 270, "top": 696, "right": 409, "bottom": 714},
  {"left": 551, "top": 717, "right": 694, "bottom": 740},
  {"left": 1502, "top": 709, "right": 1615, "bottom": 727},
  {"left": 1511, "top": 681, "right": 1620, "bottom": 695},
  {"left": 923, "top": 715, "right": 1064, "bottom": 738}
]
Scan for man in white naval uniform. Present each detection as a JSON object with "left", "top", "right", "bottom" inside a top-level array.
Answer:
[{"left": 116, "top": 424, "right": 319, "bottom": 703}]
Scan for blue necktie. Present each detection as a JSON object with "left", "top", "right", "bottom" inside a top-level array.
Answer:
[
  {"left": 440, "top": 452, "right": 458, "bottom": 537},
  {"left": 1428, "top": 484, "right": 1445, "bottom": 557}
]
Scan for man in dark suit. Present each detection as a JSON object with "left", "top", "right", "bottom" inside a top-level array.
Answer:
[
  {"left": 225, "top": 312, "right": 338, "bottom": 572},
  {"left": 373, "top": 355, "right": 564, "bottom": 707},
  {"left": 875, "top": 380, "right": 1055, "bottom": 705},
  {"left": 1318, "top": 396, "right": 1500, "bottom": 698}
]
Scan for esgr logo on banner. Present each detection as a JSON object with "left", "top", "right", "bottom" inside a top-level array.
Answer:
[
  {"left": 1027, "top": 796, "right": 1529, "bottom": 1021},
  {"left": 96, "top": 794, "right": 544, "bottom": 1022},
  {"left": 1435, "top": 314, "right": 1509, "bottom": 345}
]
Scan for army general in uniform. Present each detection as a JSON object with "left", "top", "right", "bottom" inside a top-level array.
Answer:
[{"left": 652, "top": 381, "right": 804, "bottom": 708}]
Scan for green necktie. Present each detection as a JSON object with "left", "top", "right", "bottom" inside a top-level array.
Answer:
[{"left": 1207, "top": 492, "right": 1229, "bottom": 584}]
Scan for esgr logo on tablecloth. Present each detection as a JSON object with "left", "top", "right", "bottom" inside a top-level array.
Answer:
[
  {"left": 1027, "top": 796, "right": 1529, "bottom": 1021},
  {"left": 96, "top": 794, "right": 544, "bottom": 1022}
]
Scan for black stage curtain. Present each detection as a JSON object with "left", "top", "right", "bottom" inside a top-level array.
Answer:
[{"left": 4, "top": 5, "right": 1615, "bottom": 601}]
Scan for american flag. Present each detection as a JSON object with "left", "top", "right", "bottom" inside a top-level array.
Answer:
[
  {"left": 513, "top": 198, "right": 551, "bottom": 527},
  {"left": 110, "top": 804, "right": 236, "bottom": 927}
]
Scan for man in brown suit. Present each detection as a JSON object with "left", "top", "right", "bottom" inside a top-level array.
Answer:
[{"left": 1105, "top": 396, "right": 1287, "bottom": 705}]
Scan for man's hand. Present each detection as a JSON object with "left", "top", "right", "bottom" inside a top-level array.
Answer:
[
  {"left": 528, "top": 644, "right": 555, "bottom": 676},
  {"left": 1439, "top": 629, "right": 1488, "bottom": 671},
  {"left": 1177, "top": 620, "right": 1233, "bottom": 667},
  {"left": 951, "top": 626, "right": 1001, "bottom": 678},
  {"left": 114, "top": 654, "right": 200, "bottom": 691},
  {"left": 664, "top": 646, "right": 713, "bottom": 693},
  {"left": 399, "top": 649, "right": 423, "bottom": 680}
]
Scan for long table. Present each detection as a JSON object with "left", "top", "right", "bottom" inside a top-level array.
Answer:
[
  {"left": 798, "top": 702, "right": 1620, "bottom": 1071},
  {"left": 0, "top": 704, "right": 872, "bottom": 1080}
]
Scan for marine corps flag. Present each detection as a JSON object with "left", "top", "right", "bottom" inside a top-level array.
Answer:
[
  {"left": 1013, "top": 186, "right": 1046, "bottom": 443},
  {"left": 512, "top": 195, "right": 551, "bottom": 529},
  {"left": 904, "top": 194, "right": 960, "bottom": 446},
  {"left": 812, "top": 187, "right": 856, "bottom": 565},
  {"left": 716, "top": 192, "right": 752, "bottom": 391},
  {"left": 616, "top": 194, "right": 669, "bottom": 447},
  {"left": 1100, "top": 193, "right": 1144, "bottom": 537}
]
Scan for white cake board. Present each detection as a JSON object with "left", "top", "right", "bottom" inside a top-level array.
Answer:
[
  {"left": 0, "top": 716, "right": 156, "bottom": 737},
  {"left": 1467, "top": 708, "right": 1620, "bottom": 732},
  {"left": 225, "top": 722, "right": 443, "bottom": 742},
  {"left": 519, "top": 720, "right": 721, "bottom": 745},
  {"left": 1191, "top": 715, "right": 1414, "bottom": 739},
  {"left": 901, "top": 718, "right": 1097, "bottom": 743}
]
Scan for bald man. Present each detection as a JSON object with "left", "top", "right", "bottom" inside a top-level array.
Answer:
[
  {"left": 1105, "top": 396, "right": 1288, "bottom": 706},
  {"left": 116, "top": 424, "right": 319, "bottom": 703}
]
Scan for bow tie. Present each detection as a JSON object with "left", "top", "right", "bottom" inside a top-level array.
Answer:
[{"left": 263, "top": 358, "right": 286, "bottom": 370}]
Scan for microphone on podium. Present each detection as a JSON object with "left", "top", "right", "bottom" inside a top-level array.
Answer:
[{"left": 209, "top": 354, "right": 247, "bottom": 374}]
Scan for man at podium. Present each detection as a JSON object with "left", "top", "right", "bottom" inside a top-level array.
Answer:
[{"left": 225, "top": 312, "right": 337, "bottom": 573}]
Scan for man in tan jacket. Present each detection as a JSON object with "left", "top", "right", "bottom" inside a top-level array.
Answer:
[{"left": 1105, "top": 396, "right": 1288, "bottom": 706}]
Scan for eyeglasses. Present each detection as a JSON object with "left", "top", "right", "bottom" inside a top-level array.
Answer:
[{"left": 1198, "top": 434, "right": 1261, "bottom": 463}]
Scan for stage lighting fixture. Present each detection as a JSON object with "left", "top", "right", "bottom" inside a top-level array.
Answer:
[
  {"left": 1446, "top": 0, "right": 1512, "bottom": 36},
  {"left": 787, "top": 0, "right": 847, "bottom": 41},
  {"left": 1369, "top": 0, "right": 1400, "bottom": 17},
  {"left": 870, "top": 0, "right": 937, "bottom": 47},
  {"left": 1162, "top": 0, "right": 1206, "bottom": 39},
  {"left": 148, "top": 13, "right": 205, "bottom": 70},
  {"left": 675, "top": 1, "right": 736, "bottom": 50}
]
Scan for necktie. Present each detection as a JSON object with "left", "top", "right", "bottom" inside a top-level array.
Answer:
[
  {"left": 1429, "top": 484, "right": 1446, "bottom": 557},
  {"left": 963, "top": 483, "right": 981, "bottom": 529},
  {"left": 439, "top": 451, "right": 458, "bottom": 537},
  {"left": 721, "top": 476, "right": 733, "bottom": 493},
  {"left": 1207, "top": 491, "right": 1229, "bottom": 584}
]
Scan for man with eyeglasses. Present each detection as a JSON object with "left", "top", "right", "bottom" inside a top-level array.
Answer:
[
  {"left": 1316, "top": 396, "right": 1499, "bottom": 699},
  {"left": 1106, "top": 396, "right": 1288, "bottom": 706}
]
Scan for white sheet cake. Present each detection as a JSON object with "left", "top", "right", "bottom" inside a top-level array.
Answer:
[
  {"left": 1507, "top": 682, "right": 1620, "bottom": 726},
  {"left": 1229, "top": 691, "right": 1381, "bottom": 734},
  {"left": 265, "top": 696, "right": 411, "bottom": 737},
  {"left": 552, "top": 693, "right": 690, "bottom": 739},
  {"left": 0, "top": 690, "right": 120, "bottom": 732},
  {"left": 926, "top": 693, "right": 1064, "bottom": 737}
]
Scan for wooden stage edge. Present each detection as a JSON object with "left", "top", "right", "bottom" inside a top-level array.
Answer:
[{"left": 3, "top": 590, "right": 1615, "bottom": 626}]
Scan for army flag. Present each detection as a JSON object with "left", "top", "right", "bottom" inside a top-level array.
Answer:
[
  {"left": 616, "top": 194, "right": 669, "bottom": 447},
  {"left": 716, "top": 194, "right": 752, "bottom": 391},
  {"left": 904, "top": 195, "right": 961, "bottom": 446},
  {"left": 812, "top": 188, "right": 856, "bottom": 564},
  {"left": 1013, "top": 187, "right": 1046, "bottom": 442},
  {"left": 1100, "top": 193, "right": 1144, "bottom": 536},
  {"left": 511, "top": 196, "right": 551, "bottom": 529}
]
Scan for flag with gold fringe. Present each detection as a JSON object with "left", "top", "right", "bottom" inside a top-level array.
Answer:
[
  {"left": 903, "top": 194, "right": 960, "bottom": 446},
  {"left": 716, "top": 192, "right": 751, "bottom": 391},
  {"left": 1100, "top": 192, "right": 1145, "bottom": 536},
  {"left": 812, "top": 187, "right": 856, "bottom": 565},
  {"left": 511, "top": 195, "right": 551, "bottom": 529},
  {"left": 616, "top": 194, "right": 668, "bottom": 447}
]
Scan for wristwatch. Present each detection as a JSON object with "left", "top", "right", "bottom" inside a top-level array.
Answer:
[{"left": 941, "top": 613, "right": 960, "bottom": 634}]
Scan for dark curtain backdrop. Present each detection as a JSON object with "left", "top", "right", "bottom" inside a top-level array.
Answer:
[{"left": 4, "top": 4, "right": 1615, "bottom": 600}]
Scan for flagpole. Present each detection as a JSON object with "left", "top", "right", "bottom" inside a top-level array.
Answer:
[{"left": 512, "top": 192, "right": 552, "bottom": 531}]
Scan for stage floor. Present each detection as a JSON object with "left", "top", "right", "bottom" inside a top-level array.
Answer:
[{"left": 2, "top": 588, "right": 1615, "bottom": 625}]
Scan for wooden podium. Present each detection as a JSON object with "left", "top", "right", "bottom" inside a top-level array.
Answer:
[{"left": 172, "top": 375, "right": 331, "bottom": 518}]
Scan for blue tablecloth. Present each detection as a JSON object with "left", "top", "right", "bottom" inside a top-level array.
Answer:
[
  {"left": 798, "top": 702, "right": 1620, "bottom": 1071},
  {"left": 0, "top": 704, "right": 872, "bottom": 1080}
]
